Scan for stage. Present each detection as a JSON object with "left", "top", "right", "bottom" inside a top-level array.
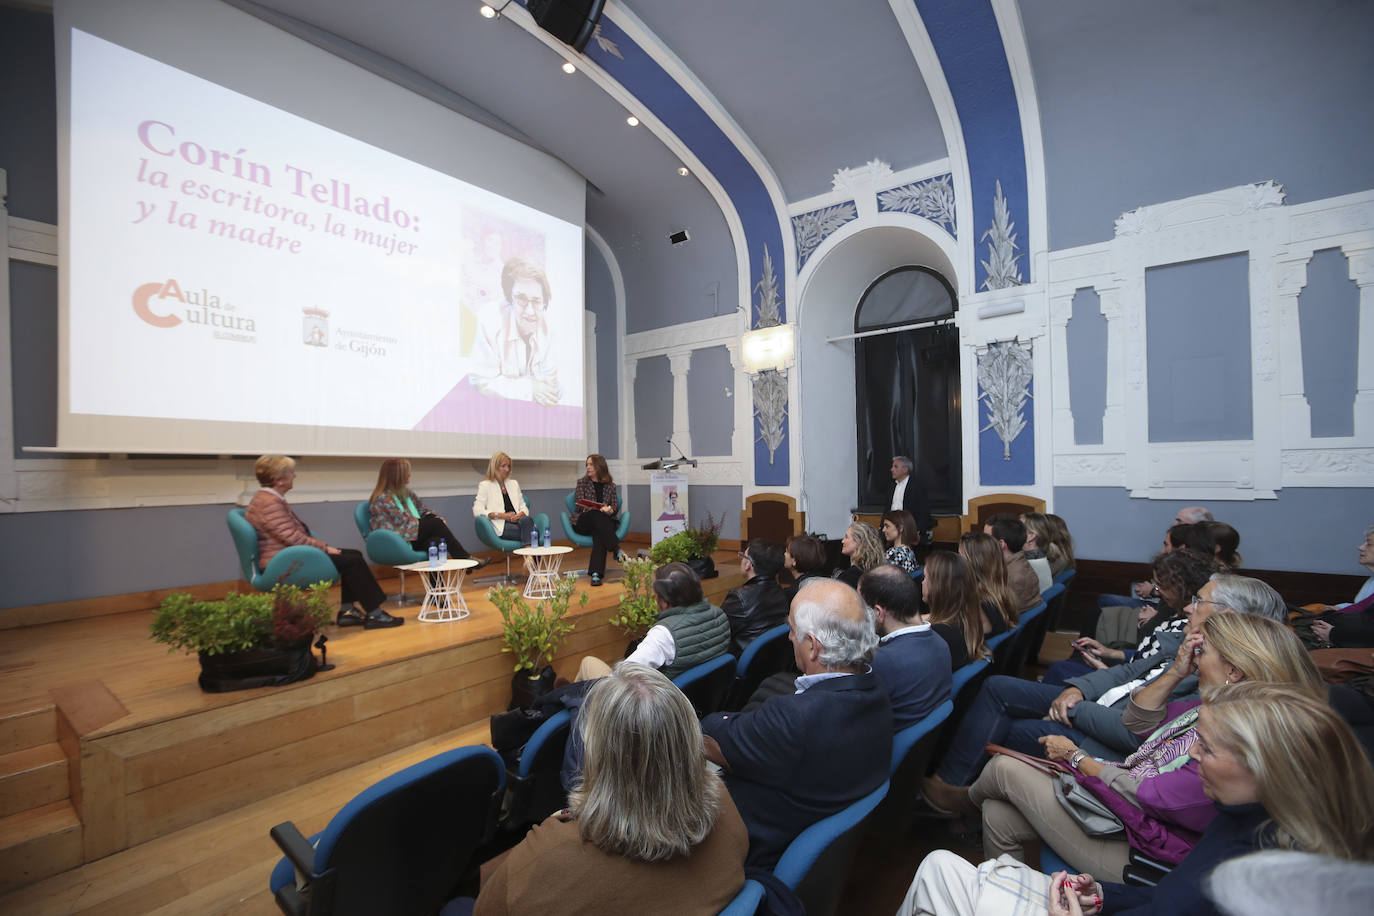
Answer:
[{"left": 0, "top": 547, "right": 746, "bottom": 902}]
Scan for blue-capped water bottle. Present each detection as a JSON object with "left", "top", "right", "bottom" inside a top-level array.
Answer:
[
  {"left": 530, "top": 528, "right": 539, "bottom": 549},
  {"left": 428, "top": 541, "right": 439, "bottom": 568},
  {"left": 542, "top": 523, "right": 551, "bottom": 548},
  {"left": 438, "top": 539, "right": 448, "bottom": 563}
]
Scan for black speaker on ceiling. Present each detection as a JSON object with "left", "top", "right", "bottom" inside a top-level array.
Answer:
[{"left": 527, "top": 0, "right": 606, "bottom": 53}]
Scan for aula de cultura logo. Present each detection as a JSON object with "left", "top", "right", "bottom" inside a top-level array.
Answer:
[{"left": 131, "top": 278, "right": 257, "bottom": 332}]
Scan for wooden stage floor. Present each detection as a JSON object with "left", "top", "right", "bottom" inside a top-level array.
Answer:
[{"left": 0, "top": 548, "right": 746, "bottom": 912}]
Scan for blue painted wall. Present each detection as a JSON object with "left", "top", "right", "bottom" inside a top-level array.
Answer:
[
  {"left": 1298, "top": 248, "right": 1359, "bottom": 438},
  {"left": 1066, "top": 288, "right": 1107, "bottom": 445},
  {"left": 633, "top": 355, "right": 673, "bottom": 458},
  {"left": 1054, "top": 486, "right": 1374, "bottom": 576},
  {"left": 687, "top": 346, "right": 734, "bottom": 457}
]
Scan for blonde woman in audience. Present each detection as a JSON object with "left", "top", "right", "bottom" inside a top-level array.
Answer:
[
  {"left": 921, "top": 550, "right": 988, "bottom": 669},
  {"left": 473, "top": 664, "right": 747, "bottom": 914},
  {"left": 1044, "top": 514, "right": 1076, "bottom": 578},
  {"left": 835, "top": 520, "right": 886, "bottom": 588},
  {"left": 970, "top": 614, "right": 1324, "bottom": 882},
  {"left": 959, "top": 532, "right": 1020, "bottom": 638},
  {"left": 899, "top": 681, "right": 1374, "bottom": 916}
]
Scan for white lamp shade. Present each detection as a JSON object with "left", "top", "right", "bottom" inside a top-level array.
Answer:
[{"left": 741, "top": 324, "right": 795, "bottom": 373}]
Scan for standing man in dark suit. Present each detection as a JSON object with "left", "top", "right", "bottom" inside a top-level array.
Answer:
[
  {"left": 701, "top": 579, "right": 892, "bottom": 868},
  {"left": 890, "top": 455, "right": 933, "bottom": 536}
]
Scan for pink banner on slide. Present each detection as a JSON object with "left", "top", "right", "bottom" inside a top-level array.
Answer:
[{"left": 412, "top": 377, "right": 582, "bottom": 439}]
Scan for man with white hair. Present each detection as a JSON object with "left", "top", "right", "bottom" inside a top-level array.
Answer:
[{"left": 702, "top": 579, "right": 892, "bottom": 868}]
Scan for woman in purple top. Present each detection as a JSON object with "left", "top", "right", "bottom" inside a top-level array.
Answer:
[{"left": 968, "top": 613, "right": 1323, "bottom": 881}]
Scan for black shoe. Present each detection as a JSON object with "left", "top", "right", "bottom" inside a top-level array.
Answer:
[
  {"left": 590, "top": 573, "right": 603, "bottom": 587},
  {"left": 363, "top": 608, "right": 404, "bottom": 629},
  {"left": 337, "top": 608, "right": 366, "bottom": 627},
  {"left": 470, "top": 556, "right": 492, "bottom": 570}
]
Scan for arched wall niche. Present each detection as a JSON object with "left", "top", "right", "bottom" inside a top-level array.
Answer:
[{"left": 795, "top": 222, "right": 963, "bottom": 537}]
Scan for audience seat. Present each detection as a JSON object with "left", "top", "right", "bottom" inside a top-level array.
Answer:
[
  {"left": 773, "top": 780, "right": 890, "bottom": 916},
  {"left": 559, "top": 490, "right": 631, "bottom": 551},
  {"left": 724, "top": 622, "right": 793, "bottom": 711},
  {"left": 353, "top": 501, "right": 427, "bottom": 604},
  {"left": 871, "top": 700, "right": 955, "bottom": 838},
  {"left": 227, "top": 508, "right": 338, "bottom": 592},
  {"left": 1026, "top": 582, "right": 1067, "bottom": 670},
  {"left": 717, "top": 879, "right": 766, "bottom": 916},
  {"left": 474, "top": 511, "right": 552, "bottom": 584},
  {"left": 671, "top": 653, "right": 738, "bottom": 718},
  {"left": 1040, "top": 842, "right": 1169, "bottom": 888},
  {"left": 928, "top": 658, "right": 993, "bottom": 773},
  {"left": 502, "top": 709, "right": 573, "bottom": 834},
  {"left": 268, "top": 744, "right": 504, "bottom": 916},
  {"left": 998, "top": 599, "right": 1048, "bottom": 678}
]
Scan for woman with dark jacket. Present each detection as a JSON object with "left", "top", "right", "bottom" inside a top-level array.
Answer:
[
  {"left": 782, "top": 533, "right": 828, "bottom": 597},
  {"left": 571, "top": 454, "right": 625, "bottom": 586},
  {"left": 721, "top": 538, "right": 790, "bottom": 655}
]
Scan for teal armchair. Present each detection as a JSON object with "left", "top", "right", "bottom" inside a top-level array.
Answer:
[
  {"left": 559, "top": 490, "right": 631, "bottom": 547},
  {"left": 353, "top": 501, "right": 428, "bottom": 605},
  {"left": 474, "top": 511, "right": 551, "bottom": 584},
  {"left": 226, "top": 508, "right": 338, "bottom": 591}
]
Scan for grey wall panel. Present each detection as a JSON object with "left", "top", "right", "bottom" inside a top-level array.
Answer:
[
  {"left": 1145, "top": 253, "right": 1251, "bottom": 442},
  {"left": 1052, "top": 486, "right": 1374, "bottom": 575},
  {"left": 1066, "top": 287, "right": 1107, "bottom": 445},
  {"left": 633, "top": 355, "right": 672, "bottom": 458},
  {"left": 584, "top": 241, "right": 620, "bottom": 458},
  {"left": 1021, "top": 0, "right": 1374, "bottom": 250},
  {"left": 10, "top": 262, "right": 58, "bottom": 456},
  {"left": 0, "top": 7, "right": 58, "bottom": 223},
  {"left": 1298, "top": 248, "right": 1359, "bottom": 438},
  {"left": 687, "top": 346, "right": 733, "bottom": 456}
]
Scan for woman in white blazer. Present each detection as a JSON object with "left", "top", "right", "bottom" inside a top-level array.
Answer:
[{"left": 474, "top": 451, "right": 537, "bottom": 545}]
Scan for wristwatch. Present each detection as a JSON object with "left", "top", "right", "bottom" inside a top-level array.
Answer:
[{"left": 1068, "top": 750, "right": 1088, "bottom": 770}]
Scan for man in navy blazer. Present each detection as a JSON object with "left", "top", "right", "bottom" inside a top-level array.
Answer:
[
  {"left": 860, "top": 565, "right": 952, "bottom": 731},
  {"left": 702, "top": 579, "right": 892, "bottom": 868}
]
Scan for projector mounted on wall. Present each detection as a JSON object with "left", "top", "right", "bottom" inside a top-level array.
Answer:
[
  {"left": 668, "top": 229, "right": 690, "bottom": 246},
  {"left": 527, "top": 0, "right": 606, "bottom": 53}
]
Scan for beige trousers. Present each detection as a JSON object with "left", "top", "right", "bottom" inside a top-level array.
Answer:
[
  {"left": 969, "top": 754, "right": 1131, "bottom": 882},
  {"left": 897, "top": 851, "right": 1054, "bottom": 916},
  {"left": 575, "top": 655, "right": 613, "bottom": 681}
]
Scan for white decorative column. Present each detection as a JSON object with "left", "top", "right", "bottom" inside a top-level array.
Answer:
[
  {"left": 583, "top": 311, "right": 598, "bottom": 453},
  {"left": 725, "top": 340, "right": 750, "bottom": 467},
  {"left": 1348, "top": 244, "right": 1374, "bottom": 438},
  {"left": 668, "top": 352, "right": 693, "bottom": 458},
  {"left": 622, "top": 357, "right": 639, "bottom": 459},
  {"left": 1275, "top": 255, "right": 1312, "bottom": 442},
  {"left": 1048, "top": 291, "right": 1075, "bottom": 448}
]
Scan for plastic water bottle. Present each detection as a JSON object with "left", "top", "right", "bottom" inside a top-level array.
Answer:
[
  {"left": 437, "top": 539, "right": 448, "bottom": 563},
  {"left": 530, "top": 528, "right": 539, "bottom": 549},
  {"left": 542, "top": 523, "right": 551, "bottom": 548},
  {"left": 428, "top": 542, "right": 439, "bottom": 568}
]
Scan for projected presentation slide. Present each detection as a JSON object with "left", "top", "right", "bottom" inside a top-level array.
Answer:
[{"left": 66, "top": 29, "right": 585, "bottom": 449}]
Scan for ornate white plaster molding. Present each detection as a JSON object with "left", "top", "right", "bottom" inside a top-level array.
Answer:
[
  {"left": 622, "top": 313, "right": 740, "bottom": 357},
  {"left": 1114, "top": 181, "right": 1285, "bottom": 237},
  {"left": 1281, "top": 448, "right": 1374, "bottom": 477},
  {"left": 831, "top": 158, "right": 893, "bottom": 195},
  {"left": 1053, "top": 454, "right": 1125, "bottom": 481}
]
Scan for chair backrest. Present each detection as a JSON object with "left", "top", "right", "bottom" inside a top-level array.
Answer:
[
  {"left": 717, "top": 878, "right": 766, "bottom": 916},
  {"left": 890, "top": 699, "right": 953, "bottom": 776},
  {"left": 1053, "top": 568, "right": 1077, "bottom": 587},
  {"left": 999, "top": 601, "right": 1047, "bottom": 677},
  {"left": 353, "top": 501, "right": 371, "bottom": 539},
  {"left": 226, "top": 508, "right": 262, "bottom": 581},
  {"left": 505, "top": 709, "right": 573, "bottom": 831},
  {"left": 929, "top": 659, "right": 992, "bottom": 773},
  {"left": 873, "top": 699, "right": 954, "bottom": 837},
  {"left": 296, "top": 745, "right": 505, "bottom": 916},
  {"left": 726, "top": 622, "right": 793, "bottom": 710},
  {"left": 773, "top": 779, "right": 890, "bottom": 916},
  {"left": 672, "top": 653, "right": 738, "bottom": 718}
]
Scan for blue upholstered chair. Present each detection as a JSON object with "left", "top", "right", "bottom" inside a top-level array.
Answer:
[
  {"left": 268, "top": 745, "right": 505, "bottom": 916},
  {"left": 872, "top": 699, "right": 955, "bottom": 836},
  {"left": 670, "top": 653, "right": 738, "bottom": 718},
  {"left": 503, "top": 709, "right": 573, "bottom": 833},
  {"left": 474, "top": 511, "right": 552, "bottom": 584},
  {"left": 890, "top": 699, "right": 954, "bottom": 777},
  {"left": 929, "top": 658, "right": 993, "bottom": 773},
  {"left": 773, "top": 780, "right": 890, "bottom": 915},
  {"left": 226, "top": 508, "right": 337, "bottom": 592},
  {"left": 1026, "top": 581, "right": 1068, "bottom": 670},
  {"left": 353, "top": 501, "right": 427, "bottom": 605},
  {"left": 559, "top": 490, "right": 631, "bottom": 548},
  {"left": 717, "top": 879, "right": 766, "bottom": 916},
  {"left": 725, "top": 621, "right": 794, "bottom": 710},
  {"left": 996, "top": 599, "right": 1048, "bottom": 677}
]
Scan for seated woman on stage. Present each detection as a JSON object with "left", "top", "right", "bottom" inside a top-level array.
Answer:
[
  {"left": 572, "top": 454, "right": 626, "bottom": 586},
  {"left": 899, "top": 681, "right": 1374, "bottom": 916},
  {"left": 368, "top": 458, "right": 484, "bottom": 565},
  {"left": 473, "top": 451, "right": 536, "bottom": 546},
  {"left": 970, "top": 614, "right": 1324, "bottom": 882},
  {"left": 959, "top": 532, "right": 1019, "bottom": 639},
  {"left": 245, "top": 455, "right": 401, "bottom": 629},
  {"left": 882, "top": 510, "right": 923, "bottom": 576},
  {"left": 473, "top": 663, "right": 747, "bottom": 915}
]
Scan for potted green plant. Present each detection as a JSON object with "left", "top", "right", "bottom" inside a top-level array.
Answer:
[
  {"left": 489, "top": 574, "right": 588, "bottom": 709},
  {"left": 649, "top": 511, "right": 723, "bottom": 579},
  {"left": 150, "top": 583, "right": 334, "bottom": 692},
  {"left": 609, "top": 556, "right": 659, "bottom": 643}
]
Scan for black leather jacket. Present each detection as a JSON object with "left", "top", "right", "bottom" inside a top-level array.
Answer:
[{"left": 722, "top": 574, "right": 790, "bottom": 654}]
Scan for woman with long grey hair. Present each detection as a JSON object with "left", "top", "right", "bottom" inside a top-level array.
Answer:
[{"left": 474, "top": 663, "right": 747, "bottom": 915}]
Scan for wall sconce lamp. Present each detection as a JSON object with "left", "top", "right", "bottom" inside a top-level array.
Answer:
[{"left": 740, "top": 323, "right": 795, "bottom": 373}]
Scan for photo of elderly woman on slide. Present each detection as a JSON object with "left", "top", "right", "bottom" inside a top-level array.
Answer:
[{"left": 413, "top": 255, "right": 582, "bottom": 438}]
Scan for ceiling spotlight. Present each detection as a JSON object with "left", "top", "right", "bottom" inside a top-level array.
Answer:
[
  {"left": 479, "top": 4, "right": 496, "bottom": 18},
  {"left": 561, "top": 61, "right": 577, "bottom": 74},
  {"left": 677, "top": 166, "right": 689, "bottom": 177},
  {"left": 626, "top": 115, "right": 640, "bottom": 127}
]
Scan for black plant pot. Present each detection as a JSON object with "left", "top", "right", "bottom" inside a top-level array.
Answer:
[
  {"left": 509, "top": 665, "right": 557, "bottom": 710},
  {"left": 688, "top": 555, "right": 718, "bottom": 580},
  {"left": 197, "top": 639, "right": 317, "bottom": 693}
]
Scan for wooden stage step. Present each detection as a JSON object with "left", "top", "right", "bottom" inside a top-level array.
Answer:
[
  {"left": 0, "top": 799, "right": 83, "bottom": 897},
  {"left": 0, "top": 742, "right": 70, "bottom": 819},
  {"left": 0, "top": 698, "right": 57, "bottom": 755}
]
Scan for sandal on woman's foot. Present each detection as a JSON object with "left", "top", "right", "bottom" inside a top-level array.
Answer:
[{"left": 590, "top": 573, "right": 603, "bottom": 587}]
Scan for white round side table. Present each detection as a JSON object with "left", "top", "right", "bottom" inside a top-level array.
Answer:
[
  {"left": 398, "top": 558, "right": 479, "bottom": 622},
  {"left": 513, "top": 545, "right": 574, "bottom": 599}
]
